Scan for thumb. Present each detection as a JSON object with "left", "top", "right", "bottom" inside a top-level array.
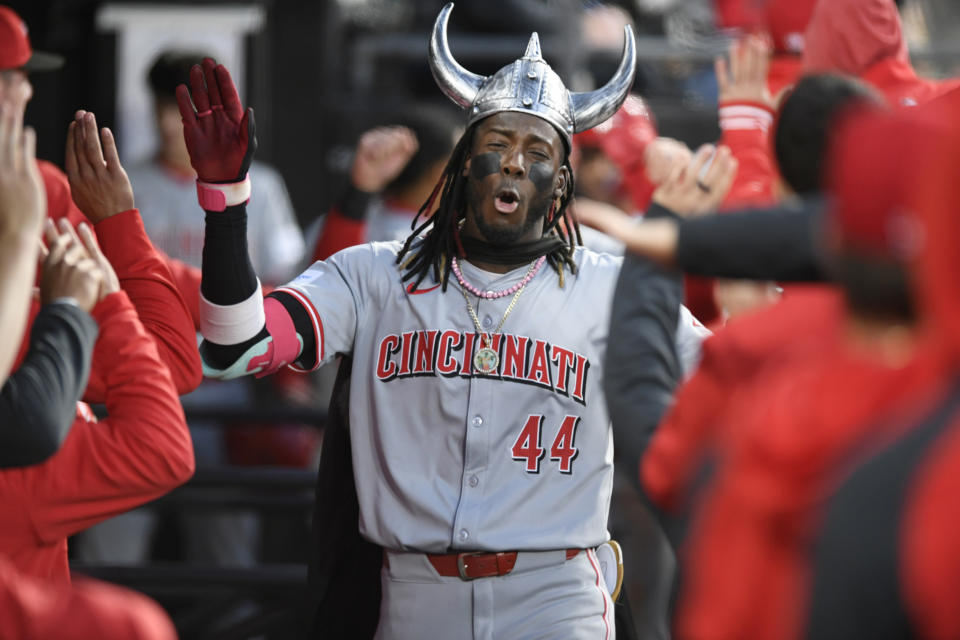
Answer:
[{"left": 242, "top": 107, "right": 258, "bottom": 156}]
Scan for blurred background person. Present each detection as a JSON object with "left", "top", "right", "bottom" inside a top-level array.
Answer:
[{"left": 132, "top": 49, "right": 304, "bottom": 285}]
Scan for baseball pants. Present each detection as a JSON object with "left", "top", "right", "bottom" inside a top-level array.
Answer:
[{"left": 375, "top": 548, "right": 615, "bottom": 640}]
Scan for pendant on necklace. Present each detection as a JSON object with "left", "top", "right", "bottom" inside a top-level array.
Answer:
[{"left": 474, "top": 346, "right": 500, "bottom": 374}]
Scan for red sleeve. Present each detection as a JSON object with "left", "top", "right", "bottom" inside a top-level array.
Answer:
[
  {"left": 0, "top": 559, "right": 176, "bottom": 640},
  {"left": 38, "top": 161, "right": 87, "bottom": 228},
  {"left": 641, "top": 337, "right": 728, "bottom": 511},
  {"left": 20, "top": 291, "right": 194, "bottom": 541},
  {"left": 718, "top": 101, "right": 778, "bottom": 209},
  {"left": 159, "top": 253, "right": 202, "bottom": 332},
  {"left": 85, "top": 209, "right": 202, "bottom": 398},
  {"left": 311, "top": 207, "right": 367, "bottom": 262}
]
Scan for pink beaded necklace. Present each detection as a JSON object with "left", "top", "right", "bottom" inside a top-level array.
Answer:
[{"left": 450, "top": 255, "right": 546, "bottom": 299}]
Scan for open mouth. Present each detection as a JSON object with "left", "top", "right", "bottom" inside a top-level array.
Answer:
[{"left": 494, "top": 189, "right": 520, "bottom": 214}]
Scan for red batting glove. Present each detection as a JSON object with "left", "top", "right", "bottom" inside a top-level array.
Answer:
[{"left": 176, "top": 58, "right": 256, "bottom": 184}]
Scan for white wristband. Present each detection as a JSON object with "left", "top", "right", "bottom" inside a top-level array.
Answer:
[
  {"left": 196, "top": 176, "right": 252, "bottom": 212},
  {"left": 199, "top": 282, "right": 265, "bottom": 345}
]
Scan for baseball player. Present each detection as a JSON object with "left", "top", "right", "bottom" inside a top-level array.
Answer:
[{"left": 183, "top": 5, "right": 713, "bottom": 638}]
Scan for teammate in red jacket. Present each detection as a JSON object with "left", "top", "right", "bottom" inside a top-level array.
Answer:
[
  {"left": 803, "top": 0, "right": 960, "bottom": 108},
  {"left": 801, "top": 87, "right": 960, "bottom": 640},
  {"left": 0, "top": 216, "right": 195, "bottom": 583},
  {"left": 674, "top": 93, "right": 955, "bottom": 640}
]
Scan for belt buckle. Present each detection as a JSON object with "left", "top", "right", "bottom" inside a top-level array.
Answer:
[{"left": 456, "top": 552, "right": 486, "bottom": 581}]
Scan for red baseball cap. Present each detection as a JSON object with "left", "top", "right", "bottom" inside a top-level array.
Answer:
[{"left": 0, "top": 6, "right": 64, "bottom": 72}]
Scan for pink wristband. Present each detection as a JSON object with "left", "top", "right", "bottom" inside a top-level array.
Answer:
[{"left": 196, "top": 176, "right": 252, "bottom": 212}]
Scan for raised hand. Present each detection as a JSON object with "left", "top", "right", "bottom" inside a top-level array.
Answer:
[
  {"left": 715, "top": 35, "right": 774, "bottom": 108},
  {"left": 652, "top": 144, "right": 738, "bottom": 217},
  {"left": 643, "top": 137, "right": 693, "bottom": 187},
  {"left": 73, "top": 218, "right": 120, "bottom": 299},
  {"left": 65, "top": 110, "right": 135, "bottom": 224},
  {"left": 351, "top": 126, "right": 419, "bottom": 193},
  {"left": 176, "top": 58, "right": 256, "bottom": 184},
  {"left": 39, "top": 218, "right": 104, "bottom": 313},
  {"left": 0, "top": 102, "right": 45, "bottom": 235}
]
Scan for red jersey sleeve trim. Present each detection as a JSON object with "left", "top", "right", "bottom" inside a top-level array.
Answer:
[{"left": 273, "top": 286, "right": 325, "bottom": 371}]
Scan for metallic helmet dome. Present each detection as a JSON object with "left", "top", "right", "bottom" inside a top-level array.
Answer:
[{"left": 428, "top": 3, "right": 637, "bottom": 149}]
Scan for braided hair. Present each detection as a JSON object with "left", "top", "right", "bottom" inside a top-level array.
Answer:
[{"left": 396, "top": 123, "right": 581, "bottom": 292}]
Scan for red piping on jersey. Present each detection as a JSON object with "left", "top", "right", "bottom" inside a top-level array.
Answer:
[
  {"left": 274, "top": 286, "right": 325, "bottom": 369},
  {"left": 587, "top": 549, "right": 610, "bottom": 640}
]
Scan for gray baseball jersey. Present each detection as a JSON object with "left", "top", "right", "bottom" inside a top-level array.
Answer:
[{"left": 275, "top": 241, "right": 705, "bottom": 552}]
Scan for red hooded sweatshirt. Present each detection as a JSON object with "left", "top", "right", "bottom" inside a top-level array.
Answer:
[
  {"left": 0, "top": 556, "right": 176, "bottom": 640},
  {"left": 673, "top": 86, "right": 955, "bottom": 640},
  {"left": 803, "top": 0, "right": 960, "bottom": 107}
]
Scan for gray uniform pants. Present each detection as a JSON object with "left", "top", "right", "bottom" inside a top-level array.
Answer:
[{"left": 377, "top": 548, "right": 615, "bottom": 640}]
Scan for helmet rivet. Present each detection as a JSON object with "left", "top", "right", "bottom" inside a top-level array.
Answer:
[
  {"left": 527, "top": 71, "right": 537, "bottom": 80},
  {"left": 522, "top": 97, "right": 533, "bottom": 106}
]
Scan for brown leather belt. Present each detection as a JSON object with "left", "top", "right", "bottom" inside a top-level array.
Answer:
[{"left": 420, "top": 549, "right": 581, "bottom": 580}]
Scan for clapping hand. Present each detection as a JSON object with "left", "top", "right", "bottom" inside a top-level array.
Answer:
[
  {"left": 65, "top": 110, "right": 135, "bottom": 224},
  {"left": 652, "top": 144, "right": 738, "bottom": 217}
]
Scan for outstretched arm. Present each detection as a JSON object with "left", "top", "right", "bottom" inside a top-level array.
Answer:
[
  {"left": 176, "top": 59, "right": 318, "bottom": 378},
  {"left": 0, "top": 101, "right": 45, "bottom": 383},
  {"left": 0, "top": 219, "right": 103, "bottom": 468},
  {"left": 63, "top": 110, "right": 202, "bottom": 396}
]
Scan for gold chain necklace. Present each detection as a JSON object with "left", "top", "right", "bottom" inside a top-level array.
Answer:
[{"left": 459, "top": 260, "right": 539, "bottom": 374}]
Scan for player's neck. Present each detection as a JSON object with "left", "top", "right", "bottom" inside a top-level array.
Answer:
[
  {"left": 460, "top": 236, "right": 562, "bottom": 274},
  {"left": 463, "top": 256, "right": 526, "bottom": 274}
]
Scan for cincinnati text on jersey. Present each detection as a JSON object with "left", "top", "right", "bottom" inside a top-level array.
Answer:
[{"left": 375, "top": 330, "right": 590, "bottom": 405}]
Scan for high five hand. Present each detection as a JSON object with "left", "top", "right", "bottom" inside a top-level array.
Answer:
[{"left": 175, "top": 58, "right": 256, "bottom": 184}]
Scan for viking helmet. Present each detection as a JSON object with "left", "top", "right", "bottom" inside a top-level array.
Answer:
[{"left": 428, "top": 3, "right": 636, "bottom": 149}]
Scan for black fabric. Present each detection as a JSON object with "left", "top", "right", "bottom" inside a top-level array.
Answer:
[
  {"left": 675, "top": 198, "right": 826, "bottom": 282},
  {"left": 270, "top": 291, "right": 320, "bottom": 371},
  {"left": 603, "top": 250, "right": 683, "bottom": 638},
  {"left": 644, "top": 202, "right": 681, "bottom": 222},
  {"left": 0, "top": 303, "right": 98, "bottom": 468},
  {"left": 308, "top": 356, "right": 382, "bottom": 639},
  {"left": 338, "top": 185, "right": 375, "bottom": 221},
  {"left": 201, "top": 203, "right": 258, "bottom": 304},
  {"left": 804, "top": 379, "right": 960, "bottom": 640},
  {"left": 604, "top": 252, "right": 684, "bottom": 495},
  {"left": 199, "top": 326, "right": 269, "bottom": 372},
  {"left": 460, "top": 234, "right": 566, "bottom": 265}
]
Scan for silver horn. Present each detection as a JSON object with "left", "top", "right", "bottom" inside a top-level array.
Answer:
[
  {"left": 569, "top": 25, "right": 637, "bottom": 133},
  {"left": 428, "top": 3, "right": 485, "bottom": 108}
]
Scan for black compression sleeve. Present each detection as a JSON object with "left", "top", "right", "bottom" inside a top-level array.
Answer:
[
  {"left": 675, "top": 199, "right": 826, "bottom": 282},
  {"left": 0, "top": 303, "right": 98, "bottom": 468},
  {"left": 201, "top": 203, "right": 259, "bottom": 304}
]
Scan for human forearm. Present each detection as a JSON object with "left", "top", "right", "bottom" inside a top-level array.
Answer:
[
  {"left": 676, "top": 200, "right": 825, "bottom": 281},
  {"left": 0, "top": 229, "right": 41, "bottom": 382},
  {"left": 27, "top": 292, "right": 194, "bottom": 539},
  {"left": 0, "top": 302, "right": 98, "bottom": 468},
  {"left": 90, "top": 209, "right": 201, "bottom": 396}
]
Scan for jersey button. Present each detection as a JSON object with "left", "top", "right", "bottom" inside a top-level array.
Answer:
[
  {"left": 468, "top": 475, "right": 479, "bottom": 487},
  {"left": 472, "top": 415, "right": 483, "bottom": 427},
  {"left": 459, "top": 529, "right": 470, "bottom": 541},
  {"left": 482, "top": 315, "right": 493, "bottom": 328}
]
